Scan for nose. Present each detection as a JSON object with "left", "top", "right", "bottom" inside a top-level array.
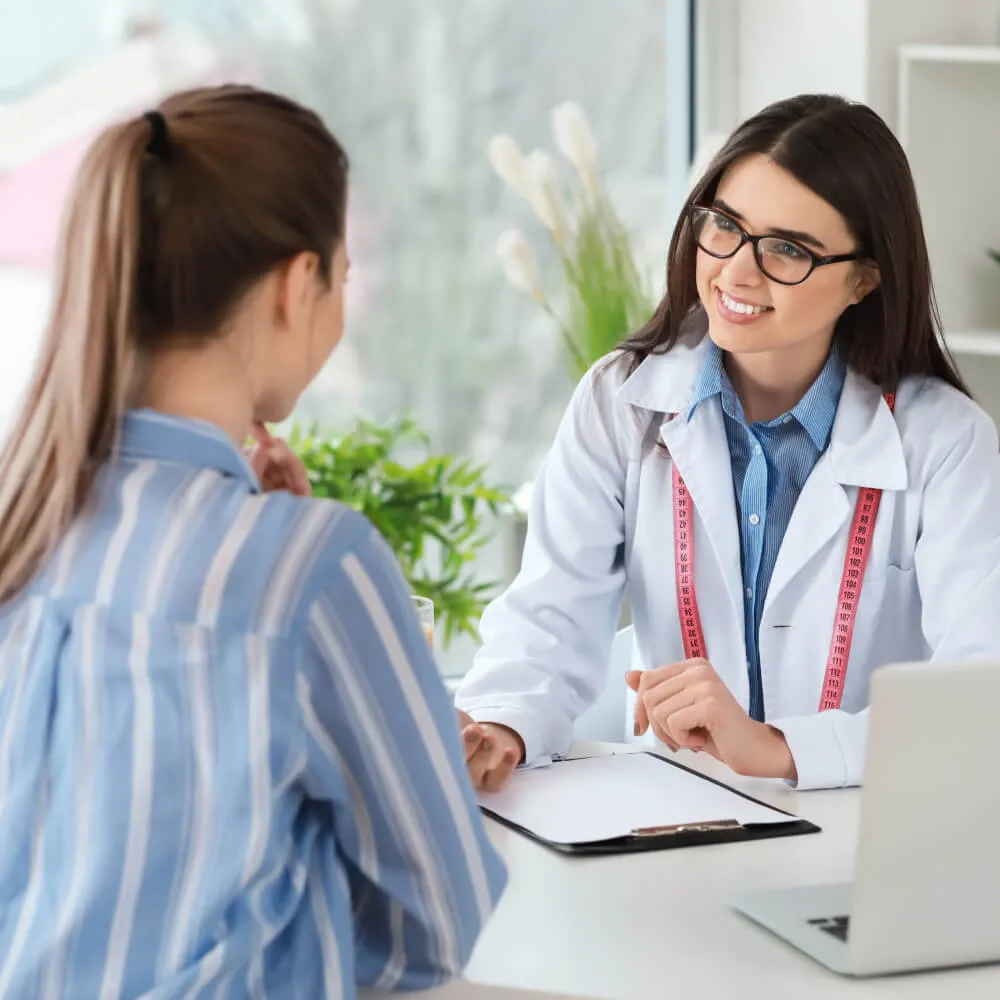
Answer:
[{"left": 720, "top": 241, "right": 763, "bottom": 287}]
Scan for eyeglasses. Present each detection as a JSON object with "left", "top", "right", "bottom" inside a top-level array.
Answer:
[{"left": 689, "top": 205, "right": 862, "bottom": 286}]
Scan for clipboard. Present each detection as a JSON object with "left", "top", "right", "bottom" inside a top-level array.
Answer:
[{"left": 478, "top": 751, "right": 820, "bottom": 856}]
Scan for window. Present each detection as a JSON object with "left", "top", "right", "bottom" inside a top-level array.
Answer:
[{"left": 0, "top": 0, "right": 692, "bottom": 675}]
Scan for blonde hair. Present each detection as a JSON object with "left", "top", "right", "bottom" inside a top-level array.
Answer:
[{"left": 0, "top": 85, "right": 349, "bottom": 602}]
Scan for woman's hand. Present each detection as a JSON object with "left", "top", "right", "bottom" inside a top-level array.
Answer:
[
  {"left": 625, "top": 659, "right": 797, "bottom": 780},
  {"left": 456, "top": 709, "right": 524, "bottom": 792},
  {"left": 247, "top": 421, "right": 311, "bottom": 497}
]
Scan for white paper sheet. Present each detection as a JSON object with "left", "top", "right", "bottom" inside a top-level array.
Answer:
[{"left": 477, "top": 752, "right": 794, "bottom": 845}]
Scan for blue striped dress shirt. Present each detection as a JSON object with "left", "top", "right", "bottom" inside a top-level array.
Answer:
[
  {"left": 689, "top": 341, "right": 846, "bottom": 721},
  {"left": 0, "top": 409, "right": 506, "bottom": 999}
]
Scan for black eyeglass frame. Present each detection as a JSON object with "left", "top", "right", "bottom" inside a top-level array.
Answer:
[{"left": 688, "top": 205, "right": 864, "bottom": 286}]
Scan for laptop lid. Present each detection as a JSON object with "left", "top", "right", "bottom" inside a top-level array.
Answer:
[{"left": 848, "top": 660, "right": 1000, "bottom": 975}]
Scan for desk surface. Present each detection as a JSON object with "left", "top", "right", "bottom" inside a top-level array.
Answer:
[
  {"left": 454, "top": 742, "right": 1000, "bottom": 1000},
  {"left": 360, "top": 983, "right": 589, "bottom": 999}
]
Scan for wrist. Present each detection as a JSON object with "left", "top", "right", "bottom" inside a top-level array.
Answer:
[{"left": 760, "top": 724, "right": 797, "bottom": 781}]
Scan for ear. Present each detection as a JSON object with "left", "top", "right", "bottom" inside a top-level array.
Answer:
[
  {"left": 273, "top": 251, "right": 321, "bottom": 332},
  {"left": 850, "top": 261, "right": 880, "bottom": 304}
]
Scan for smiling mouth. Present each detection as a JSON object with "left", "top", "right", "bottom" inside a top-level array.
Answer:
[{"left": 717, "top": 289, "right": 772, "bottom": 316}]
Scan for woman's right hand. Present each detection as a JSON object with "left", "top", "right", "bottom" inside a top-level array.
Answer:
[{"left": 456, "top": 709, "right": 524, "bottom": 792}]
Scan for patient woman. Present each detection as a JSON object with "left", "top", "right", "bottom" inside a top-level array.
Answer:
[{"left": 0, "top": 85, "right": 505, "bottom": 997}]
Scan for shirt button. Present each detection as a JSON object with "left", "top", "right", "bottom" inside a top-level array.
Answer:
[
  {"left": 782, "top": 415, "right": 792, "bottom": 424},
  {"left": 754, "top": 444, "right": 762, "bottom": 455},
  {"left": 745, "top": 587, "right": 753, "bottom": 599},
  {"left": 749, "top": 513, "right": 760, "bottom": 526}
]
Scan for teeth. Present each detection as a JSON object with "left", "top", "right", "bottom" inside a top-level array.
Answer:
[{"left": 720, "top": 291, "right": 768, "bottom": 315}]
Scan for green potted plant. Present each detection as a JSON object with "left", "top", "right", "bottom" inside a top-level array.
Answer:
[{"left": 289, "top": 417, "right": 510, "bottom": 647}]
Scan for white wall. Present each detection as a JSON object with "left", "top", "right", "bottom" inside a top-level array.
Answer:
[
  {"left": 735, "top": 0, "right": 868, "bottom": 119},
  {"left": 700, "top": 0, "right": 1000, "bottom": 131},
  {"left": 865, "top": 0, "right": 1000, "bottom": 120}
]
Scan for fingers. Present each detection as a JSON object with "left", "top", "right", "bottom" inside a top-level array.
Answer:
[
  {"left": 632, "top": 692, "right": 650, "bottom": 738},
  {"left": 462, "top": 723, "right": 487, "bottom": 762},
  {"left": 647, "top": 684, "right": 698, "bottom": 748},
  {"left": 631, "top": 660, "right": 717, "bottom": 751},
  {"left": 250, "top": 420, "right": 275, "bottom": 445},
  {"left": 661, "top": 704, "right": 711, "bottom": 751},
  {"left": 250, "top": 435, "right": 313, "bottom": 497},
  {"left": 466, "top": 738, "right": 516, "bottom": 790},
  {"left": 626, "top": 671, "right": 648, "bottom": 735},
  {"left": 649, "top": 690, "right": 697, "bottom": 743},
  {"left": 460, "top": 720, "right": 522, "bottom": 792},
  {"left": 266, "top": 439, "right": 310, "bottom": 496},
  {"left": 289, "top": 455, "right": 311, "bottom": 496},
  {"left": 466, "top": 736, "right": 494, "bottom": 787},
  {"left": 481, "top": 748, "right": 520, "bottom": 792},
  {"left": 641, "top": 671, "right": 697, "bottom": 712},
  {"left": 628, "top": 662, "right": 690, "bottom": 739},
  {"left": 246, "top": 441, "right": 268, "bottom": 480},
  {"left": 648, "top": 717, "right": 681, "bottom": 752}
]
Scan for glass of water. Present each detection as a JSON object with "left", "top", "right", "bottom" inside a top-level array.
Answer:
[{"left": 412, "top": 595, "right": 435, "bottom": 648}]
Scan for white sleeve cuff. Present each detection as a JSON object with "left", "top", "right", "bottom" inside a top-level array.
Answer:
[{"left": 769, "top": 711, "right": 864, "bottom": 790}]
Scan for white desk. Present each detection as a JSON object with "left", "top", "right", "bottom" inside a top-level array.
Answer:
[
  {"left": 360, "top": 985, "right": 589, "bottom": 1000},
  {"left": 451, "top": 742, "right": 1000, "bottom": 1000}
]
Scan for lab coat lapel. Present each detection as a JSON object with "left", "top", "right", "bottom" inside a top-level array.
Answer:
[
  {"left": 660, "top": 405, "right": 745, "bottom": 633},
  {"left": 765, "top": 450, "right": 851, "bottom": 609},
  {"left": 765, "top": 370, "right": 908, "bottom": 609},
  {"left": 617, "top": 319, "right": 746, "bottom": 636}
]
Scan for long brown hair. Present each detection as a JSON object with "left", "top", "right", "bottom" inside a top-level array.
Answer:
[
  {"left": 622, "top": 94, "right": 968, "bottom": 395},
  {"left": 0, "top": 85, "right": 349, "bottom": 602}
]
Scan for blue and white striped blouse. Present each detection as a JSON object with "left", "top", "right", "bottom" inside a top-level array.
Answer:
[{"left": 0, "top": 410, "right": 506, "bottom": 999}]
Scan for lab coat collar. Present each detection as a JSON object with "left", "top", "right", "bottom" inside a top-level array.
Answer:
[{"left": 616, "top": 310, "right": 908, "bottom": 492}]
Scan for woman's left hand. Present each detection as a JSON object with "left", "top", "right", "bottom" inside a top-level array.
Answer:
[
  {"left": 246, "top": 422, "right": 312, "bottom": 497},
  {"left": 625, "top": 658, "right": 797, "bottom": 780}
]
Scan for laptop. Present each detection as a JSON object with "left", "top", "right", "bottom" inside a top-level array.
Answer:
[{"left": 731, "top": 660, "right": 1000, "bottom": 977}]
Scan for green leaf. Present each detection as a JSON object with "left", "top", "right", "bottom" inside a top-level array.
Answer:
[{"left": 290, "top": 413, "right": 511, "bottom": 648}]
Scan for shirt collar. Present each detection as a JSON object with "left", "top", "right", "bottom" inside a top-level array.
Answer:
[
  {"left": 118, "top": 409, "right": 261, "bottom": 492},
  {"left": 688, "top": 336, "right": 733, "bottom": 418},
  {"left": 792, "top": 348, "right": 847, "bottom": 451},
  {"left": 687, "top": 338, "right": 846, "bottom": 451}
]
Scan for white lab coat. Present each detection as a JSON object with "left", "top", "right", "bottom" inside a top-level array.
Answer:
[{"left": 456, "top": 324, "right": 1000, "bottom": 789}]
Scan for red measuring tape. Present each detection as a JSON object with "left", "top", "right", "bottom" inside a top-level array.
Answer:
[{"left": 672, "top": 393, "right": 895, "bottom": 713}]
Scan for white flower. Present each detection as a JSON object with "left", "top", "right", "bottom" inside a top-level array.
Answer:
[
  {"left": 497, "top": 229, "right": 544, "bottom": 300},
  {"left": 524, "top": 150, "right": 565, "bottom": 236},
  {"left": 488, "top": 133, "right": 531, "bottom": 199},
  {"left": 551, "top": 101, "right": 598, "bottom": 189}
]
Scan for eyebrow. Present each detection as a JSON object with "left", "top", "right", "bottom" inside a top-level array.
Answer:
[{"left": 713, "top": 198, "right": 829, "bottom": 252}]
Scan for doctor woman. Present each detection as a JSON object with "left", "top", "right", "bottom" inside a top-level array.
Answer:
[{"left": 455, "top": 93, "right": 1000, "bottom": 792}]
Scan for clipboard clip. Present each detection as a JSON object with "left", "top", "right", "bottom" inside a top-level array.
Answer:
[
  {"left": 631, "top": 818, "right": 742, "bottom": 837},
  {"left": 551, "top": 752, "right": 617, "bottom": 763}
]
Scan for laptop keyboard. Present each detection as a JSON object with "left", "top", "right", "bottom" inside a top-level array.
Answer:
[{"left": 808, "top": 915, "right": 850, "bottom": 941}]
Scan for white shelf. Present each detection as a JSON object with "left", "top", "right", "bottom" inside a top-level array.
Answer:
[
  {"left": 898, "top": 46, "right": 1000, "bottom": 336},
  {"left": 945, "top": 332, "right": 1000, "bottom": 358},
  {"left": 900, "top": 45, "right": 1000, "bottom": 66}
]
